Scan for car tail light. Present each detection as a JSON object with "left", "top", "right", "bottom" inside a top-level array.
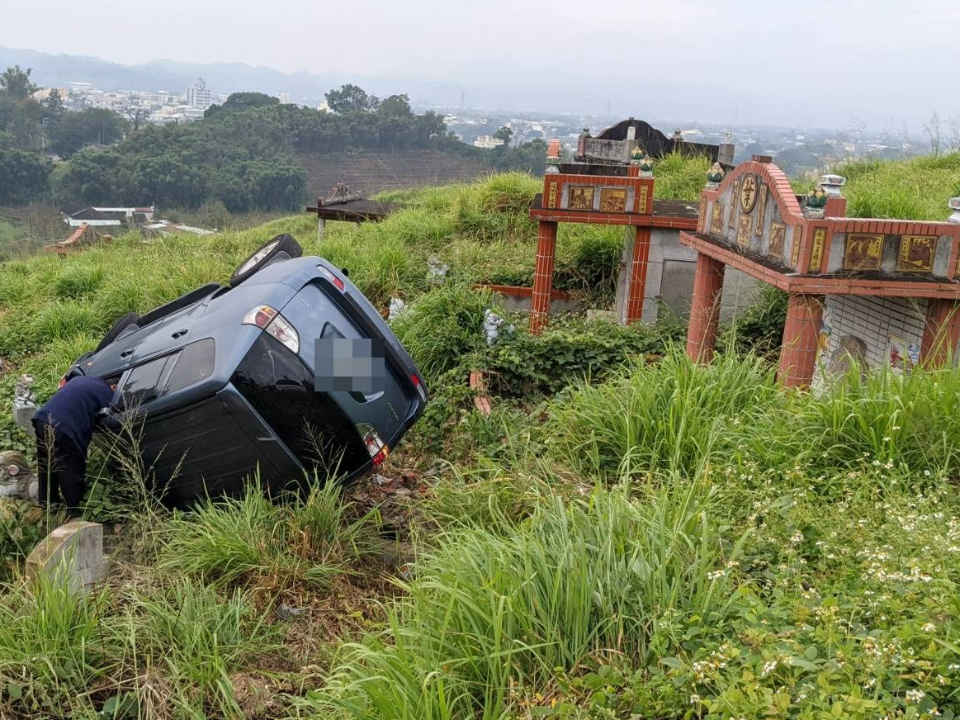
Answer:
[
  {"left": 242, "top": 305, "right": 300, "bottom": 354},
  {"left": 410, "top": 373, "right": 426, "bottom": 401},
  {"left": 58, "top": 377, "right": 67, "bottom": 389},
  {"left": 316, "top": 265, "right": 345, "bottom": 291},
  {"left": 357, "top": 423, "right": 390, "bottom": 466}
]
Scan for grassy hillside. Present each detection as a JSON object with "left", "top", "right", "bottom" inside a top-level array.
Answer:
[
  {"left": 807, "top": 152, "right": 960, "bottom": 220},
  {"left": 1, "top": 164, "right": 959, "bottom": 718}
]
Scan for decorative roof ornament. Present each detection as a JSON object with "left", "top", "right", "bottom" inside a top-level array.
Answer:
[
  {"left": 806, "top": 185, "right": 828, "bottom": 209},
  {"left": 639, "top": 155, "right": 654, "bottom": 178},
  {"left": 630, "top": 145, "right": 645, "bottom": 164},
  {"left": 804, "top": 184, "right": 828, "bottom": 219},
  {"left": 705, "top": 162, "right": 725, "bottom": 189}
]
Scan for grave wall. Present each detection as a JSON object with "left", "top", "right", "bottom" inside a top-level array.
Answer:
[{"left": 814, "top": 295, "right": 929, "bottom": 390}]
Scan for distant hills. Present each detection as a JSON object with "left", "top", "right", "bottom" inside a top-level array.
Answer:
[{"left": 0, "top": 45, "right": 464, "bottom": 107}]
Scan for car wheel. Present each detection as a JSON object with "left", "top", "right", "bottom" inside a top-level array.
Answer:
[
  {"left": 95, "top": 312, "right": 140, "bottom": 352},
  {"left": 230, "top": 234, "right": 303, "bottom": 287}
]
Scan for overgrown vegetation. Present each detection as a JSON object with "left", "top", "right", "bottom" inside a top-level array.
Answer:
[
  {"left": 809, "top": 152, "right": 960, "bottom": 220},
  {"left": 2, "top": 167, "right": 960, "bottom": 719}
]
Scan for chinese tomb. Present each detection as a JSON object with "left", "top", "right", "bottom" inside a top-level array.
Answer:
[{"left": 680, "top": 155, "right": 960, "bottom": 388}]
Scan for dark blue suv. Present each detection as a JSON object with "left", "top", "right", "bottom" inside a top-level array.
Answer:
[{"left": 64, "top": 235, "right": 427, "bottom": 506}]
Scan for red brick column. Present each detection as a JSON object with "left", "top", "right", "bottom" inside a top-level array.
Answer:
[
  {"left": 625, "top": 227, "right": 652, "bottom": 324},
  {"left": 920, "top": 299, "right": 960, "bottom": 368},
  {"left": 778, "top": 294, "right": 824, "bottom": 389},
  {"left": 686, "top": 253, "right": 725, "bottom": 363},
  {"left": 530, "top": 220, "right": 558, "bottom": 335}
]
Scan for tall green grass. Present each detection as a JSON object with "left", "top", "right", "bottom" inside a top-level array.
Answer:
[
  {"left": 549, "top": 350, "right": 779, "bottom": 478},
  {"left": 158, "top": 481, "right": 382, "bottom": 596},
  {"left": 545, "top": 347, "right": 960, "bottom": 483},
  {"left": 0, "top": 575, "right": 114, "bottom": 715},
  {"left": 310, "top": 483, "right": 743, "bottom": 720},
  {"left": 811, "top": 152, "right": 960, "bottom": 220}
]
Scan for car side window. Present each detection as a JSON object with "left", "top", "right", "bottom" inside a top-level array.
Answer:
[
  {"left": 165, "top": 339, "right": 216, "bottom": 394},
  {"left": 120, "top": 354, "right": 178, "bottom": 407}
]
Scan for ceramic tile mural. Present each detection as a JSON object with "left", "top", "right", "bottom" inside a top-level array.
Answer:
[
  {"left": 896, "top": 235, "right": 936, "bottom": 273},
  {"left": 569, "top": 186, "right": 595, "bottom": 211},
  {"left": 844, "top": 234, "right": 883, "bottom": 272},
  {"left": 599, "top": 188, "right": 627, "bottom": 213}
]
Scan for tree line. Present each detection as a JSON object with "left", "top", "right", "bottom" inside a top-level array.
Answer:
[{"left": 1, "top": 69, "right": 546, "bottom": 212}]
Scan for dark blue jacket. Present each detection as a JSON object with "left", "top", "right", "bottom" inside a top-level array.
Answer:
[{"left": 33, "top": 376, "right": 114, "bottom": 452}]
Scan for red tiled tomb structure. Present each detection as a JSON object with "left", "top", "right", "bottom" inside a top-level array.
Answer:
[
  {"left": 680, "top": 156, "right": 960, "bottom": 388},
  {"left": 527, "top": 119, "right": 754, "bottom": 333}
]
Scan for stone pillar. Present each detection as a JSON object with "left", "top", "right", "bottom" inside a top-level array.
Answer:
[
  {"left": 686, "top": 253, "right": 726, "bottom": 363},
  {"left": 625, "top": 227, "right": 652, "bottom": 324},
  {"left": 530, "top": 220, "right": 558, "bottom": 335},
  {"left": 920, "top": 299, "right": 960, "bottom": 368},
  {"left": 317, "top": 217, "right": 326, "bottom": 240},
  {"left": 778, "top": 294, "right": 824, "bottom": 389}
]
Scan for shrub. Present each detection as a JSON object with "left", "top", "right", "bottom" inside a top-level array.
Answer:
[
  {"left": 480, "top": 318, "right": 669, "bottom": 396},
  {"left": 391, "top": 284, "right": 493, "bottom": 383}
]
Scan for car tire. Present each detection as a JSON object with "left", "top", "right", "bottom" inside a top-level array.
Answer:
[
  {"left": 230, "top": 234, "right": 303, "bottom": 287},
  {"left": 95, "top": 312, "right": 140, "bottom": 352}
]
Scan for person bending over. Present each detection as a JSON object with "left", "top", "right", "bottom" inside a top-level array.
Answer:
[{"left": 32, "top": 376, "right": 114, "bottom": 516}]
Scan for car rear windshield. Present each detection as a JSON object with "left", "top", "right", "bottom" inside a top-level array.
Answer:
[{"left": 231, "top": 334, "right": 369, "bottom": 478}]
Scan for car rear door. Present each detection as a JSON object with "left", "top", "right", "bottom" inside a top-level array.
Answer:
[{"left": 279, "top": 282, "right": 416, "bottom": 445}]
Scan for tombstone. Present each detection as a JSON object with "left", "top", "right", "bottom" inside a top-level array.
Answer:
[{"left": 25, "top": 521, "right": 105, "bottom": 594}]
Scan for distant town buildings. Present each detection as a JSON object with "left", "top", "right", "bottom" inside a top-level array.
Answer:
[
  {"left": 473, "top": 135, "right": 504, "bottom": 149},
  {"left": 186, "top": 78, "right": 213, "bottom": 110}
]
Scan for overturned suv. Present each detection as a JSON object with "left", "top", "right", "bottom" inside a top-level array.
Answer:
[{"left": 63, "top": 235, "right": 427, "bottom": 507}]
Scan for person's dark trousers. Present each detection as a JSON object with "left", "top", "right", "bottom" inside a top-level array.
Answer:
[{"left": 33, "top": 421, "right": 87, "bottom": 516}]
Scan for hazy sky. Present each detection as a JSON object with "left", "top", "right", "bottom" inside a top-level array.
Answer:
[{"left": 2, "top": 0, "right": 958, "bottom": 128}]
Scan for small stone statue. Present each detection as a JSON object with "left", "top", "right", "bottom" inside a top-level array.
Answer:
[
  {"left": 426, "top": 257, "right": 449, "bottom": 285},
  {"left": 483, "top": 309, "right": 514, "bottom": 346},
  {"left": 388, "top": 298, "right": 407, "bottom": 321},
  {"left": 12, "top": 374, "right": 37, "bottom": 436}
]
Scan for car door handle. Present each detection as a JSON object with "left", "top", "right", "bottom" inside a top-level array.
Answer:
[
  {"left": 120, "top": 349, "right": 133, "bottom": 358},
  {"left": 172, "top": 329, "right": 188, "bottom": 339}
]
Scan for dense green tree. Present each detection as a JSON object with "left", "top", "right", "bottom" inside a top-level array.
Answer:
[
  {"left": 325, "top": 84, "right": 380, "bottom": 114},
  {"left": 0, "top": 66, "right": 37, "bottom": 100},
  {"left": 0, "top": 148, "right": 51, "bottom": 204},
  {"left": 204, "top": 92, "right": 280, "bottom": 118},
  {"left": 378, "top": 94, "right": 412, "bottom": 116},
  {"left": 55, "top": 148, "right": 124, "bottom": 204},
  {"left": 42, "top": 89, "right": 65, "bottom": 115},
  {"left": 49, "top": 108, "right": 127, "bottom": 159},
  {"left": 493, "top": 126, "right": 513, "bottom": 148}
]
